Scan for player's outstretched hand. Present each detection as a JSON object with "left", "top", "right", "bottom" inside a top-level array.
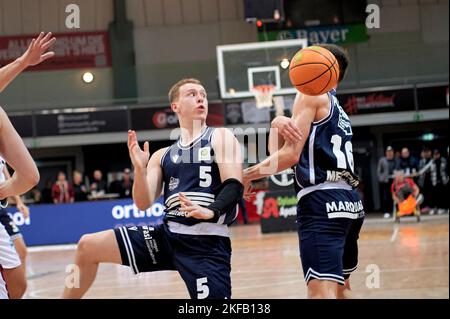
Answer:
[
  {"left": 127, "top": 130, "right": 150, "bottom": 172},
  {"left": 179, "top": 192, "right": 214, "bottom": 220},
  {"left": 272, "top": 116, "right": 302, "bottom": 145},
  {"left": 242, "top": 172, "right": 255, "bottom": 201},
  {"left": 19, "top": 32, "right": 56, "bottom": 67},
  {"left": 243, "top": 181, "right": 255, "bottom": 202}
]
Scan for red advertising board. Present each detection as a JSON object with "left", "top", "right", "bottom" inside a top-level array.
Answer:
[
  {"left": 131, "top": 103, "right": 225, "bottom": 130},
  {"left": 0, "top": 31, "right": 112, "bottom": 71}
]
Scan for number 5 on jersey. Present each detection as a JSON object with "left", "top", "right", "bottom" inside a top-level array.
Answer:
[{"left": 199, "top": 166, "right": 212, "bottom": 187}]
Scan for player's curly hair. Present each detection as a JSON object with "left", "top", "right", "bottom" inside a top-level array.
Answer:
[
  {"left": 168, "top": 78, "right": 202, "bottom": 104},
  {"left": 316, "top": 44, "right": 350, "bottom": 83}
]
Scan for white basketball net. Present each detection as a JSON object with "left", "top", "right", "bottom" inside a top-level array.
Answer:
[{"left": 252, "top": 85, "right": 275, "bottom": 109}]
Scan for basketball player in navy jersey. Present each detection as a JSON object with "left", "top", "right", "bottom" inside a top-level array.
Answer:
[
  {"left": 0, "top": 31, "right": 55, "bottom": 299},
  {"left": 63, "top": 78, "right": 244, "bottom": 299},
  {"left": 244, "top": 44, "right": 364, "bottom": 299}
]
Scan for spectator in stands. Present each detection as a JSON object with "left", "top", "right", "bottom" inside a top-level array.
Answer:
[
  {"left": 31, "top": 188, "right": 42, "bottom": 204},
  {"left": 41, "top": 179, "right": 54, "bottom": 204},
  {"left": 391, "top": 170, "right": 420, "bottom": 206},
  {"left": 377, "top": 146, "right": 397, "bottom": 218},
  {"left": 108, "top": 172, "right": 122, "bottom": 195},
  {"left": 109, "top": 169, "right": 133, "bottom": 198},
  {"left": 89, "top": 170, "right": 107, "bottom": 196},
  {"left": 430, "top": 149, "right": 448, "bottom": 215},
  {"left": 72, "top": 170, "right": 88, "bottom": 202},
  {"left": 395, "top": 147, "right": 418, "bottom": 176},
  {"left": 119, "top": 168, "right": 133, "bottom": 198},
  {"left": 51, "top": 171, "right": 73, "bottom": 204},
  {"left": 418, "top": 148, "right": 433, "bottom": 212}
]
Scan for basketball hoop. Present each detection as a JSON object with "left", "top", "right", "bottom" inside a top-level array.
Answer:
[{"left": 252, "top": 85, "right": 275, "bottom": 109}]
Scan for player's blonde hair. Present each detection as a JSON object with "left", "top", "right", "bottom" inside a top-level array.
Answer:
[{"left": 168, "top": 78, "right": 202, "bottom": 104}]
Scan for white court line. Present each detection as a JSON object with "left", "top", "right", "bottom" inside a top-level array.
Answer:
[
  {"left": 390, "top": 224, "right": 400, "bottom": 242},
  {"left": 364, "top": 214, "right": 448, "bottom": 225},
  {"left": 28, "top": 244, "right": 77, "bottom": 253}
]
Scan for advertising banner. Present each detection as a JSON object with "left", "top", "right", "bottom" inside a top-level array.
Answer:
[
  {"left": 131, "top": 103, "right": 224, "bottom": 130},
  {"left": 337, "top": 88, "right": 415, "bottom": 115},
  {"left": 260, "top": 191, "right": 297, "bottom": 234},
  {"left": 258, "top": 23, "right": 369, "bottom": 45},
  {"left": 6, "top": 198, "right": 165, "bottom": 246},
  {"left": 35, "top": 109, "right": 128, "bottom": 136},
  {"left": 0, "top": 31, "right": 112, "bottom": 71}
]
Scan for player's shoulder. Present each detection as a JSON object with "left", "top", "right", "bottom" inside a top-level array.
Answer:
[
  {"left": 212, "top": 126, "right": 234, "bottom": 135},
  {"left": 295, "top": 92, "right": 329, "bottom": 108},
  {"left": 210, "top": 127, "right": 236, "bottom": 144},
  {"left": 151, "top": 146, "right": 171, "bottom": 162}
]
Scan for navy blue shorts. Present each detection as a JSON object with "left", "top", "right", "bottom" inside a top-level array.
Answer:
[
  {"left": 114, "top": 223, "right": 232, "bottom": 299},
  {"left": 0, "top": 208, "right": 22, "bottom": 241},
  {"left": 297, "top": 188, "right": 364, "bottom": 285}
]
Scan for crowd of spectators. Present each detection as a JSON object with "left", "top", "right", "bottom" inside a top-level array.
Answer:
[
  {"left": 28, "top": 168, "right": 134, "bottom": 204},
  {"left": 378, "top": 146, "right": 449, "bottom": 217}
]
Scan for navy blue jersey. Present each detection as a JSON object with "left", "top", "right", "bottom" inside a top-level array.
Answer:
[
  {"left": 294, "top": 89, "right": 360, "bottom": 195},
  {"left": 160, "top": 126, "right": 237, "bottom": 228}
]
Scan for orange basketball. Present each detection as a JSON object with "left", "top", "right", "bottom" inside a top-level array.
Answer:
[{"left": 289, "top": 46, "right": 340, "bottom": 96}]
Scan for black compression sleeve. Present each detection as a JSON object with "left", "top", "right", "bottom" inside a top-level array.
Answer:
[{"left": 208, "top": 178, "right": 244, "bottom": 223}]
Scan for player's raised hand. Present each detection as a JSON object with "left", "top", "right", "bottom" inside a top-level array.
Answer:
[
  {"left": 179, "top": 192, "right": 214, "bottom": 220},
  {"left": 127, "top": 130, "right": 150, "bottom": 171},
  {"left": 19, "top": 32, "right": 56, "bottom": 67},
  {"left": 272, "top": 116, "right": 302, "bottom": 145}
]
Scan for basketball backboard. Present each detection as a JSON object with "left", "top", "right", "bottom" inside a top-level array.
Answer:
[{"left": 216, "top": 39, "right": 308, "bottom": 99}]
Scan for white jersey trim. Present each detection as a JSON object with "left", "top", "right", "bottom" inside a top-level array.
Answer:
[
  {"left": 343, "top": 264, "right": 358, "bottom": 275},
  {"left": 166, "top": 198, "right": 215, "bottom": 210},
  {"left": 328, "top": 212, "right": 360, "bottom": 219},
  {"left": 0, "top": 156, "right": 5, "bottom": 183},
  {"left": 304, "top": 267, "right": 345, "bottom": 285},
  {"left": 312, "top": 93, "right": 335, "bottom": 126},
  {"left": 308, "top": 126, "right": 317, "bottom": 185},
  {"left": 0, "top": 224, "right": 21, "bottom": 270},
  {"left": 160, "top": 146, "right": 173, "bottom": 167},
  {"left": 0, "top": 265, "right": 8, "bottom": 299},
  {"left": 167, "top": 221, "right": 230, "bottom": 237},
  {"left": 177, "top": 126, "right": 209, "bottom": 150},
  {"left": 165, "top": 192, "right": 215, "bottom": 207},
  {"left": 297, "top": 181, "right": 352, "bottom": 201}
]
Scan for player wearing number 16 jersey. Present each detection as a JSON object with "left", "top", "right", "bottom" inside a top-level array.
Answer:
[
  {"left": 63, "top": 78, "right": 244, "bottom": 299},
  {"left": 244, "top": 44, "right": 364, "bottom": 299}
]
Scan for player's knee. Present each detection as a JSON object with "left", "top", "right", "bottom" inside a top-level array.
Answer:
[
  {"left": 77, "top": 234, "right": 96, "bottom": 262},
  {"left": 307, "top": 280, "right": 338, "bottom": 299}
]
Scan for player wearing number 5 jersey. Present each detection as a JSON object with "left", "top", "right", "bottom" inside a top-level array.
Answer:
[
  {"left": 244, "top": 44, "right": 364, "bottom": 299},
  {"left": 63, "top": 78, "right": 244, "bottom": 299}
]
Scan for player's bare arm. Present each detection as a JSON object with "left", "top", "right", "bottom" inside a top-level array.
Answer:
[
  {"left": 2, "top": 166, "right": 29, "bottom": 219},
  {"left": 243, "top": 93, "right": 325, "bottom": 194},
  {"left": 268, "top": 115, "right": 303, "bottom": 154},
  {"left": 179, "top": 128, "right": 244, "bottom": 221},
  {"left": 0, "top": 108, "right": 39, "bottom": 199},
  {"left": 212, "top": 128, "right": 244, "bottom": 183},
  {"left": 127, "top": 130, "right": 165, "bottom": 210},
  {"left": 0, "top": 32, "right": 56, "bottom": 93}
]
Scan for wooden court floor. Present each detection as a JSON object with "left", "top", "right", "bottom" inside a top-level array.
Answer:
[{"left": 23, "top": 215, "right": 448, "bottom": 299}]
